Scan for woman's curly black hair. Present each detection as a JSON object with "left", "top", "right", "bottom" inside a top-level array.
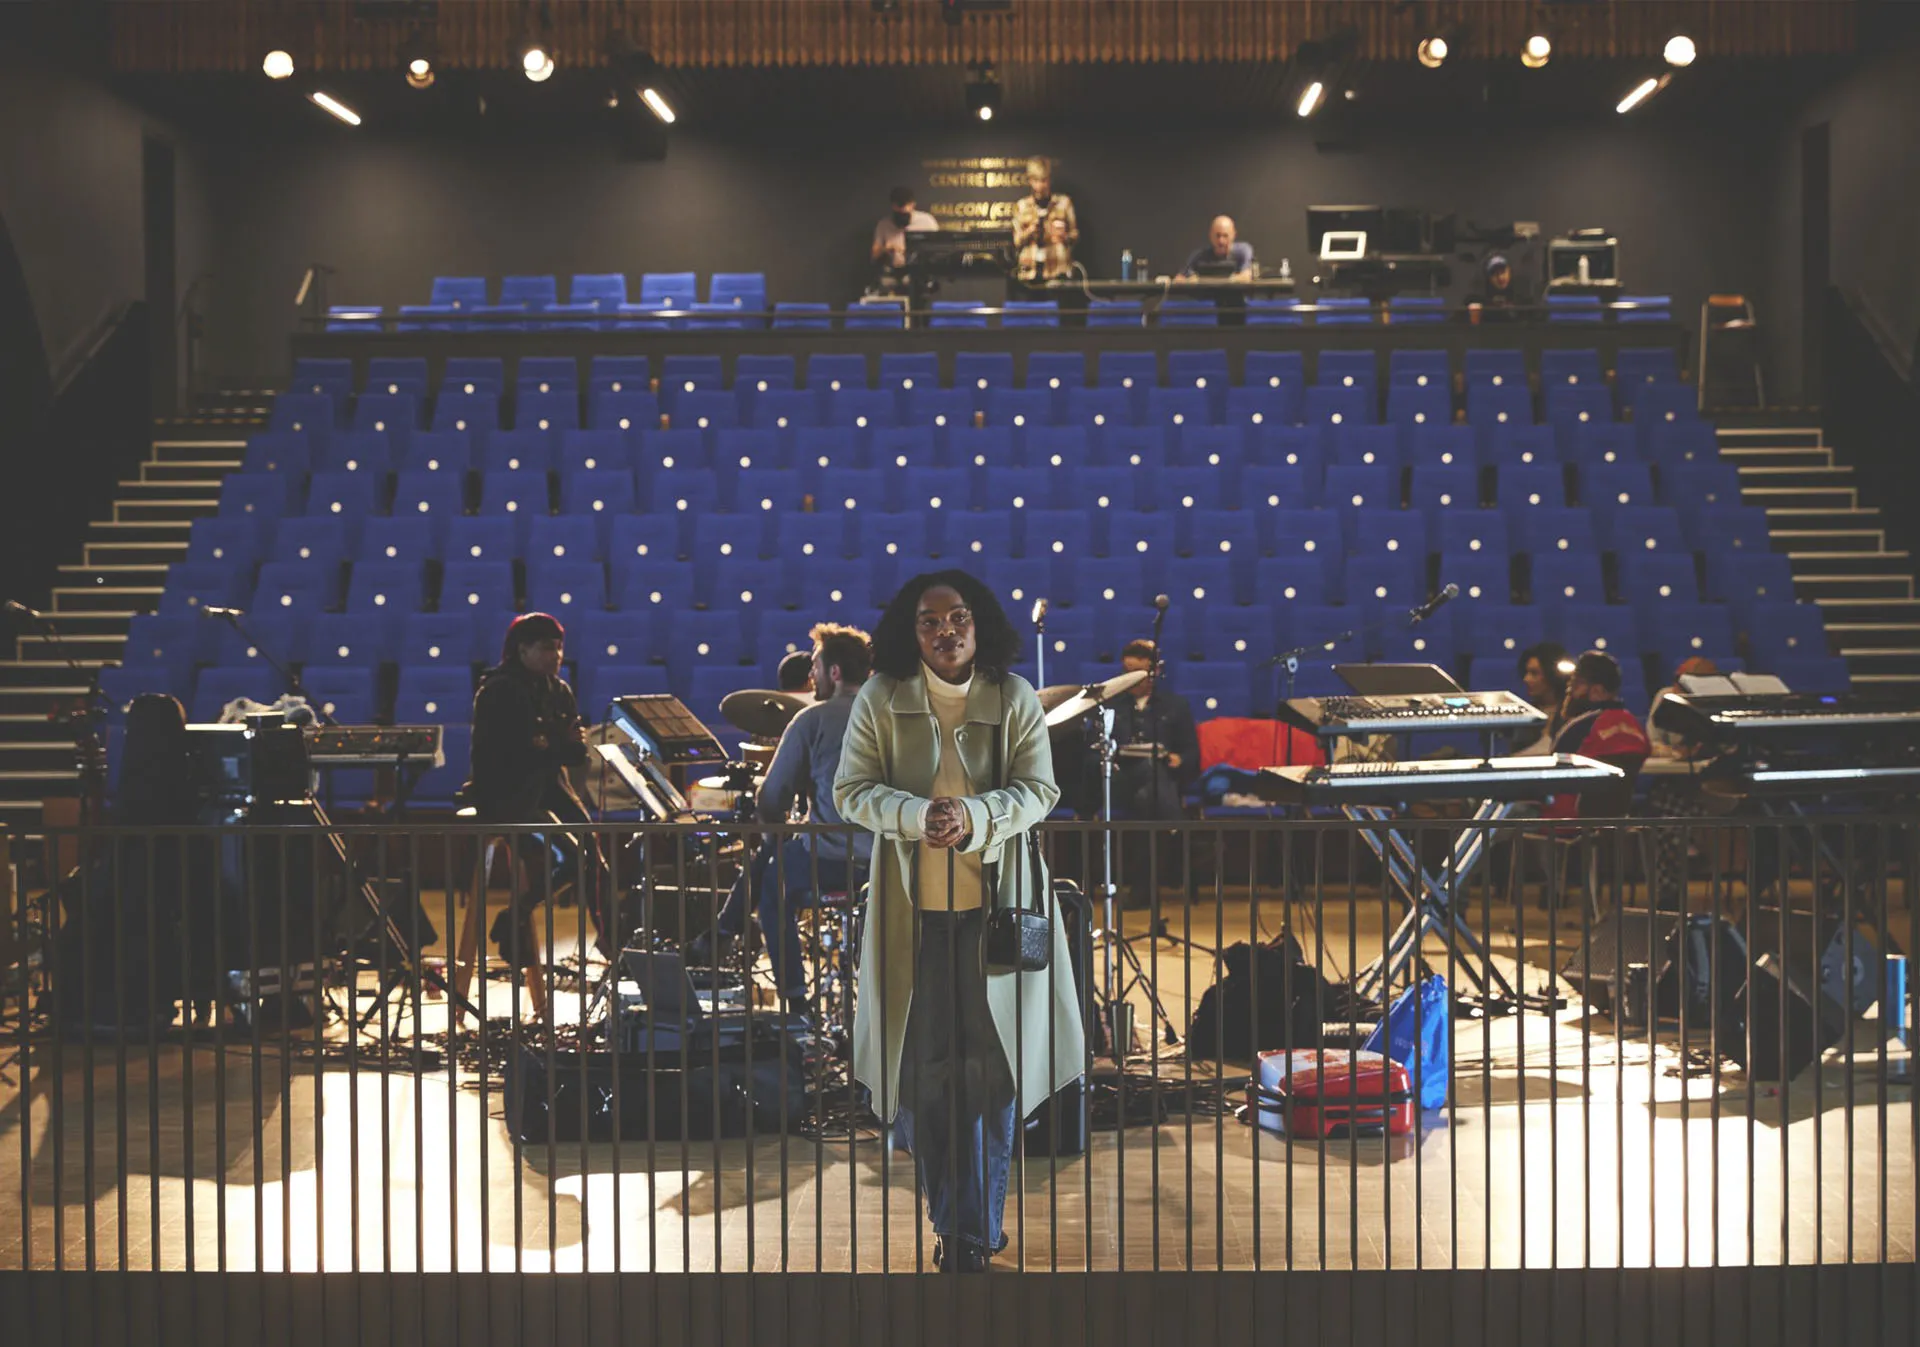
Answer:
[{"left": 870, "top": 569, "right": 1022, "bottom": 684}]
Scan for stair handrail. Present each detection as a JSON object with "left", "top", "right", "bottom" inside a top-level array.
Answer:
[{"left": 1836, "top": 285, "right": 1914, "bottom": 388}]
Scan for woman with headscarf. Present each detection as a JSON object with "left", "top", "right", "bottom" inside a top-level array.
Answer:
[{"left": 834, "top": 570, "right": 1084, "bottom": 1273}]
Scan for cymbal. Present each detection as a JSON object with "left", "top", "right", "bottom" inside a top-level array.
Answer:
[
  {"left": 1040, "top": 669, "right": 1149, "bottom": 727},
  {"left": 719, "top": 689, "right": 811, "bottom": 740}
]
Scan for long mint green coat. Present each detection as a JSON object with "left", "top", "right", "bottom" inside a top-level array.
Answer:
[{"left": 832, "top": 669, "right": 1087, "bottom": 1122}]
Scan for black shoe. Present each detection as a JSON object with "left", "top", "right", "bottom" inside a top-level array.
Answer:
[
  {"left": 685, "top": 931, "right": 733, "bottom": 968},
  {"left": 489, "top": 907, "right": 533, "bottom": 963},
  {"left": 933, "top": 1236, "right": 989, "bottom": 1273}
]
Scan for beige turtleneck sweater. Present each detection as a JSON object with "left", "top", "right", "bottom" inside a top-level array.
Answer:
[{"left": 917, "top": 663, "right": 984, "bottom": 912}]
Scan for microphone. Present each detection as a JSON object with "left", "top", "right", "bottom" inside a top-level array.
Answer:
[
  {"left": 201, "top": 605, "right": 247, "bottom": 619},
  {"left": 1153, "top": 593, "right": 1169, "bottom": 612},
  {"left": 1030, "top": 596, "right": 1048, "bottom": 627},
  {"left": 4, "top": 600, "right": 41, "bottom": 620},
  {"left": 1408, "top": 583, "right": 1460, "bottom": 625}
]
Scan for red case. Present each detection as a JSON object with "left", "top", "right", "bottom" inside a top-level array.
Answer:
[{"left": 1252, "top": 1049, "right": 1414, "bottom": 1138}]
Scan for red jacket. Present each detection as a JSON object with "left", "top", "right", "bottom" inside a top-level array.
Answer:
[{"left": 1543, "top": 698, "right": 1649, "bottom": 819}]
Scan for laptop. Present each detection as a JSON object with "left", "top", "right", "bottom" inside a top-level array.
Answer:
[{"left": 621, "top": 948, "right": 727, "bottom": 1023}]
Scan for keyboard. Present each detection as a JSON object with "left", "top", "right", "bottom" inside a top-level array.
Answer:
[
  {"left": 305, "top": 725, "right": 444, "bottom": 769},
  {"left": 1726, "top": 761, "right": 1920, "bottom": 796},
  {"left": 1281, "top": 691, "right": 1546, "bottom": 738},
  {"left": 1253, "top": 753, "right": 1623, "bottom": 805},
  {"left": 1653, "top": 692, "right": 1920, "bottom": 741}
]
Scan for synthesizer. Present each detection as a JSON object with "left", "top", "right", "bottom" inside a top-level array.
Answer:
[
  {"left": 1280, "top": 690, "right": 1546, "bottom": 739},
  {"left": 1652, "top": 691, "right": 1920, "bottom": 742},
  {"left": 305, "top": 725, "right": 444, "bottom": 769},
  {"left": 1253, "top": 753, "right": 1623, "bottom": 806}
]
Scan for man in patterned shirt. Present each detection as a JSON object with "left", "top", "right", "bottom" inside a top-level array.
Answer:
[{"left": 1011, "top": 157, "right": 1077, "bottom": 277}]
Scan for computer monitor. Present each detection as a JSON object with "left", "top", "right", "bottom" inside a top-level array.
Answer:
[
  {"left": 1548, "top": 235, "right": 1618, "bottom": 283},
  {"left": 1190, "top": 256, "right": 1240, "bottom": 278},
  {"left": 1319, "top": 231, "right": 1368, "bottom": 262},
  {"left": 1307, "top": 205, "right": 1386, "bottom": 257}
]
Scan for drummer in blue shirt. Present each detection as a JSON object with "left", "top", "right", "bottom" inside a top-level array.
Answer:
[{"left": 1179, "top": 215, "right": 1255, "bottom": 280}]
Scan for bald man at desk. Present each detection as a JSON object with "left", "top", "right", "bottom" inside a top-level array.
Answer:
[{"left": 1180, "top": 215, "right": 1255, "bottom": 281}]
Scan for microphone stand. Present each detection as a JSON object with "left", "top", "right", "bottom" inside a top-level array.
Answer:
[
  {"left": 209, "top": 611, "right": 337, "bottom": 727},
  {"left": 17, "top": 607, "right": 110, "bottom": 826},
  {"left": 1032, "top": 599, "right": 1048, "bottom": 690}
]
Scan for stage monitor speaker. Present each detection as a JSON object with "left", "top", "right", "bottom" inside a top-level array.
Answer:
[
  {"left": 1741, "top": 909, "right": 1887, "bottom": 1020},
  {"left": 1562, "top": 910, "right": 1745, "bottom": 1029}
]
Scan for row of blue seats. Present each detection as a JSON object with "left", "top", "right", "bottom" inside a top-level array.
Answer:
[
  {"left": 215, "top": 459, "right": 1741, "bottom": 541},
  {"left": 239, "top": 417, "right": 1722, "bottom": 485},
  {"left": 114, "top": 593, "right": 1840, "bottom": 733},
  {"left": 293, "top": 348, "right": 1685, "bottom": 399},
  {"left": 326, "top": 272, "right": 769, "bottom": 332},
  {"left": 322, "top": 290, "right": 1676, "bottom": 336},
  {"left": 190, "top": 493, "right": 1773, "bottom": 584},
  {"left": 159, "top": 534, "right": 1802, "bottom": 649}
]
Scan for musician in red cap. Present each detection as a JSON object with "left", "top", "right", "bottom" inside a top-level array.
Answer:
[{"left": 466, "top": 612, "right": 610, "bottom": 966}]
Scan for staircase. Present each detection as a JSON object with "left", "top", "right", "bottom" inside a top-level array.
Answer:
[
  {"left": 1718, "top": 423, "right": 1920, "bottom": 688},
  {"left": 0, "top": 392, "right": 264, "bottom": 839}
]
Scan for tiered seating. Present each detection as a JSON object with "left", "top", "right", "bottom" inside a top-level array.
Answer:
[
  {"left": 379, "top": 272, "right": 771, "bottom": 331},
  {"left": 131, "top": 343, "right": 1836, "bottom": 774}
]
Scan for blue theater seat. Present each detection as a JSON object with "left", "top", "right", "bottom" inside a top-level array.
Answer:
[
  {"left": 274, "top": 516, "right": 352, "bottom": 571},
  {"left": 478, "top": 469, "right": 550, "bottom": 518},
  {"left": 220, "top": 472, "right": 296, "bottom": 523},
  {"left": 1615, "top": 347, "right": 1681, "bottom": 388},
  {"left": 526, "top": 561, "right": 608, "bottom": 615},
  {"left": 1314, "top": 298, "right": 1375, "bottom": 327},
  {"left": 1085, "top": 300, "right": 1143, "bottom": 328},
  {"left": 1302, "top": 384, "right": 1372, "bottom": 429},
  {"left": 1557, "top": 604, "right": 1640, "bottom": 662},
  {"left": 1323, "top": 464, "right": 1396, "bottom": 512},
  {"left": 1245, "top": 299, "right": 1305, "bottom": 326},
  {"left": 1385, "top": 382, "right": 1450, "bottom": 432},
  {"left": 612, "top": 558, "right": 696, "bottom": 612},
  {"left": 443, "top": 516, "right": 517, "bottom": 565},
  {"left": 641, "top": 272, "right": 698, "bottom": 310},
  {"left": 1177, "top": 664, "right": 1253, "bottom": 718},
  {"left": 1063, "top": 386, "right": 1134, "bottom": 432},
  {"left": 828, "top": 388, "right": 897, "bottom": 430},
  {"left": 1540, "top": 349, "right": 1604, "bottom": 388},
  {"left": 1144, "top": 386, "right": 1212, "bottom": 429},
  {"left": 400, "top": 613, "right": 487, "bottom": 668},
  {"left": 1409, "top": 465, "right": 1480, "bottom": 522},
  {"left": 1530, "top": 553, "right": 1605, "bottom": 605},
  {"left": 388, "top": 471, "right": 464, "bottom": 525},
  {"left": 307, "top": 613, "right": 387, "bottom": 669},
  {"left": 560, "top": 429, "right": 630, "bottom": 474},
  {"left": 242, "top": 432, "right": 310, "bottom": 479},
  {"left": 481, "top": 429, "right": 553, "bottom": 474},
  {"left": 708, "top": 272, "right": 768, "bottom": 320},
  {"left": 929, "top": 301, "right": 989, "bottom": 329},
  {"left": 1439, "top": 550, "right": 1511, "bottom": 605},
  {"left": 440, "top": 562, "right": 514, "bottom": 614},
  {"left": 1241, "top": 465, "right": 1313, "bottom": 512},
  {"left": 1744, "top": 604, "right": 1829, "bottom": 668},
  {"left": 186, "top": 516, "right": 261, "bottom": 567},
  {"left": 254, "top": 560, "right": 336, "bottom": 614},
  {"left": 306, "top": 471, "right": 381, "bottom": 521},
  {"left": 526, "top": 513, "right": 604, "bottom": 564},
  {"left": 432, "top": 392, "right": 498, "bottom": 437},
  {"left": 772, "top": 302, "right": 832, "bottom": 330},
  {"left": 1546, "top": 295, "right": 1603, "bottom": 324},
  {"left": 1485, "top": 424, "right": 1557, "bottom": 468},
  {"left": 1516, "top": 507, "right": 1596, "bottom": 558},
  {"left": 1156, "top": 299, "right": 1218, "bottom": 327},
  {"left": 1618, "top": 553, "right": 1699, "bottom": 606},
  {"left": 589, "top": 390, "right": 660, "bottom": 434},
  {"left": 985, "top": 387, "right": 1053, "bottom": 429},
  {"left": 1387, "top": 296, "right": 1445, "bottom": 326},
  {"left": 952, "top": 352, "right": 1015, "bottom": 394},
  {"left": 1498, "top": 465, "right": 1567, "bottom": 513}
]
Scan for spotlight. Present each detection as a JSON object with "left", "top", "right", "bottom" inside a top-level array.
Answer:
[
  {"left": 405, "top": 57, "right": 435, "bottom": 90},
  {"left": 1616, "top": 74, "right": 1669, "bottom": 114},
  {"left": 1521, "top": 33, "right": 1551, "bottom": 68},
  {"left": 640, "top": 86, "right": 676, "bottom": 123},
  {"left": 965, "top": 63, "right": 1000, "bottom": 121},
  {"left": 522, "top": 44, "right": 554, "bottom": 82},
  {"left": 1664, "top": 33, "right": 1697, "bottom": 67},
  {"left": 309, "top": 91, "right": 361, "bottom": 126},
  {"left": 262, "top": 50, "right": 294, "bottom": 80},
  {"left": 1417, "top": 36, "right": 1449, "bottom": 69},
  {"left": 1296, "top": 80, "right": 1326, "bottom": 117}
]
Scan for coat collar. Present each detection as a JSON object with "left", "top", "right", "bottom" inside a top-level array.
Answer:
[{"left": 886, "top": 668, "right": 1006, "bottom": 724}]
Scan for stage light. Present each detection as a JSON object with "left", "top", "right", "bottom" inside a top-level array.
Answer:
[
  {"left": 640, "top": 86, "right": 676, "bottom": 123},
  {"left": 1521, "top": 34, "right": 1551, "bottom": 68},
  {"left": 1297, "top": 80, "right": 1325, "bottom": 117},
  {"left": 1417, "top": 36, "right": 1449, "bottom": 69},
  {"left": 965, "top": 63, "right": 1000, "bottom": 121},
  {"left": 405, "top": 57, "right": 435, "bottom": 90},
  {"left": 526, "top": 54, "right": 555, "bottom": 83},
  {"left": 1616, "top": 75, "right": 1668, "bottom": 114},
  {"left": 1664, "top": 34, "right": 1696, "bottom": 67},
  {"left": 522, "top": 44, "right": 550, "bottom": 75},
  {"left": 262, "top": 50, "right": 294, "bottom": 80},
  {"left": 309, "top": 91, "right": 362, "bottom": 126}
]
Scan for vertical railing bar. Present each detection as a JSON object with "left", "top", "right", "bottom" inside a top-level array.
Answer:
[
  {"left": 1148, "top": 821, "right": 1162, "bottom": 1271},
  {"left": 111, "top": 836, "right": 128, "bottom": 1274}
]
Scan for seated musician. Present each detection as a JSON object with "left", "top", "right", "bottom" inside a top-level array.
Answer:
[
  {"left": 777, "top": 648, "right": 816, "bottom": 696},
  {"left": 1179, "top": 215, "right": 1255, "bottom": 281},
  {"left": 1513, "top": 641, "right": 1572, "bottom": 755},
  {"left": 871, "top": 185, "right": 938, "bottom": 293},
  {"left": 1541, "top": 651, "right": 1650, "bottom": 821},
  {"left": 1110, "top": 640, "right": 1202, "bottom": 905},
  {"left": 466, "top": 613, "right": 612, "bottom": 961},
  {"left": 688, "top": 623, "right": 873, "bottom": 1018}
]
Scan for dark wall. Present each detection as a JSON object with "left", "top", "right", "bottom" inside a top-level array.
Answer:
[
  {"left": 1765, "top": 29, "right": 1920, "bottom": 401},
  {"left": 0, "top": 64, "right": 213, "bottom": 399},
  {"left": 199, "top": 113, "right": 1774, "bottom": 380}
]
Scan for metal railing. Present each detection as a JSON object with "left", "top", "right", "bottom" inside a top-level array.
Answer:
[{"left": 2, "top": 816, "right": 1913, "bottom": 1338}]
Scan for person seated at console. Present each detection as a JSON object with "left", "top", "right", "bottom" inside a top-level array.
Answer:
[
  {"left": 688, "top": 623, "right": 873, "bottom": 1017},
  {"left": 1541, "top": 651, "right": 1649, "bottom": 821},
  {"left": 871, "top": 185, "right": 938, "bottom": 293},
  {"left": 1468, "top": 253, "right": 1533, "bottom": 318},
  {"left": 1179, "top": 215, "right": 1255, "bottom": 281},
  {"left": 1108, "top": 640, "right": 1201, "bottom": 905},
  {"left": 466, "top": 612, "right": 612, "bottom": 968}
]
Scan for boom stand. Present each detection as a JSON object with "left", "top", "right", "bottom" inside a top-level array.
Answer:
[{"left": 1086, "top": 704, "right": 1181, "bottom": 1053}]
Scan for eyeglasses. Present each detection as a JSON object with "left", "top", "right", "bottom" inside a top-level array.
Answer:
[{"left": 917, "top": 609, "right": 974, "bottom": 635}]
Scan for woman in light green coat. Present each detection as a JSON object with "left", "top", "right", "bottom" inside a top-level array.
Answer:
[{"left": 833, "top": 570, "right": 1085, "bottom": 1273}]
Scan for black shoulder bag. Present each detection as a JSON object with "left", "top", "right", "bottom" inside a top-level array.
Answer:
[{"left": 983, "top": 702, "right": 1051, "bottom": 973}]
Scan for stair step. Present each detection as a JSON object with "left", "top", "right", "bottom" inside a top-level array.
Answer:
[
  {"left": 142, "top": 459, "right": 239, "bottom": 484},
  {"left": 0, "top": 742, "right": 80, "bottom": 771},
  {"left": 0, "top": 714, "right": 78, "bottom": 742},
  {"left": 116, "top": 476, "right": 225, "bottom": 498},
  {"left": 1715, "top": 426, "right": 1825, "bottom": 448},
  {"left": 0, "top": 770, "right": 81, "bottom": 802},
  {"left": 84, "top": 540, "right": 188, "bottom": 567},
  {"left": 49, "top": 585, "right": 161, "bottom": 616},
  {"left": 114, "top": 499, "right": 217, "bottom": 524},
  {"left": 10, "top": 635, "right": 125, "bottom": 666},
  {"left": 152, "top": 439, "right": 248, "bottom": 464},
  {"left": 1824, "top": 622, "right": 1920, "bottom": 649},
  {"left": 1769, "top": 528, "right": 1887, "bottom": 553},
  {"left": 1745, "top": 487, "right": 1859, "bottom": 510},
  {"left": 1816, "top": 598, "right": 1920, "bottom": 628},
  {"left": 1789, "top": 571, "right": 1912, "bottom": 598},
  {"left": 1849, "top": 673, "right": 1920, "bottom": 687},
  {"left": 59, "top": 561, "right": 173, "bottom": 582},
  {"left": 1834, "top": 648, "right": 1920, "bottom": 677}
]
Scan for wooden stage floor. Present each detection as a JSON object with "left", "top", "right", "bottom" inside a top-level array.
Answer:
[{"left": 3, "top": 884, "right": 1912, "bottom": 1274}]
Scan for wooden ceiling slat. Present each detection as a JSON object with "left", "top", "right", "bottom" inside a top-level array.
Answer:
[{"left": 107, "top": 0, "right": 1857, "bottom": 74}]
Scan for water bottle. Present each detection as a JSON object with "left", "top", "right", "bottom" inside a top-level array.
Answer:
[
  {"left": 1279, "top": 257, "right": 1292, "bottom": 281},
  {"left": 1577, "top": 253, "right": 1591, "bottom": 285},
  {"left": 1120, "top": 249, "right": 1134, "bottom": 282}
]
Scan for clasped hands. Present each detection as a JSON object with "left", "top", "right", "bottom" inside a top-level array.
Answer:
[{"left": 923, "top": 796, "right": 972, "bottom": 849}]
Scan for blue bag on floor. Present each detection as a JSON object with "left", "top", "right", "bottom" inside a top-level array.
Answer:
[{"left": 1361, "top": 975, "right": 1450, "bottom": 1110}]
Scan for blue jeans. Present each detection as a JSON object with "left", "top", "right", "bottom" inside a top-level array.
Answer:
[
  {"left": 903, "top": 909, "right": 1017, "bottom": 1251},
  {"left": 714, "top": 836, "right": 855, "bottom": 999}
]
